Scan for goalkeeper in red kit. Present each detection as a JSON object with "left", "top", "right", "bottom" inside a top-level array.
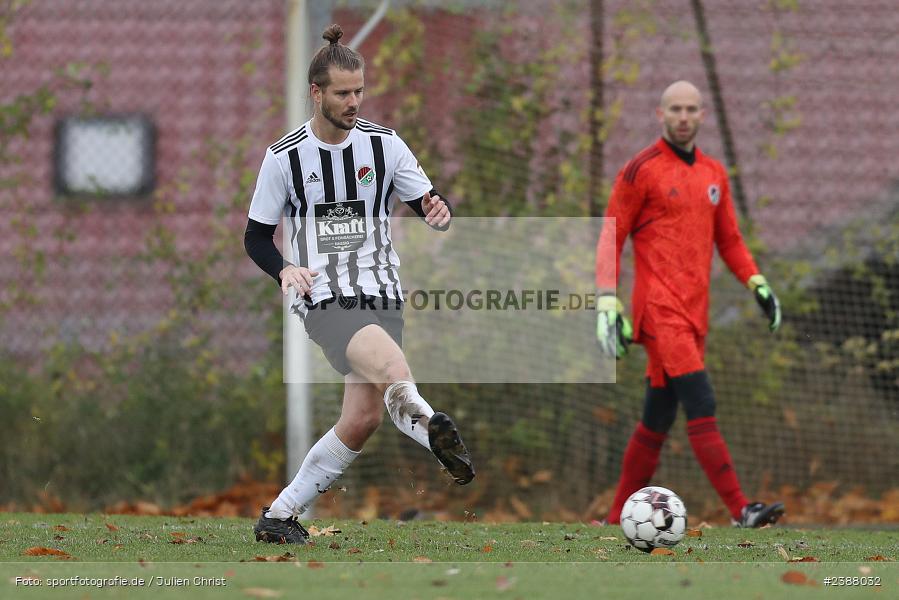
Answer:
[{"left": 595, "top": 81, "right": 784, "bottom": 527}]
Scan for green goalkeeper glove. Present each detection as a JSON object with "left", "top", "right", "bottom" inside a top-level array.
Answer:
[
  {"left": 596, "top": 295, "right": 633, "bottom": 359},
  {"left": 748, "top": 274, "right": 781, "bottom": 332}
]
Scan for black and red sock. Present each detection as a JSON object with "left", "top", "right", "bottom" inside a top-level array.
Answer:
[
  {"left": 687, "top": 416, "right": 747, "bottom": 520},
  {"left": 606, "top": 422, "right": 666, "bottom": 524}
]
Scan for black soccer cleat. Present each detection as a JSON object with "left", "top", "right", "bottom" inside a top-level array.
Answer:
[
  {"left": 428, "top": 412, "right": 475, "bottom": 485},
  {"left": 735, "top": 501, "right": 785, "bottom": 528},
  {"left": 253, "top": 507, "right": 310, "bottom": 544}
]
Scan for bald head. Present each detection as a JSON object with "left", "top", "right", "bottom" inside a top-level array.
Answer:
[
  {"left": 657, "top": 80, "right": 705, "bottom": 150},
  {"left": 660, "top": 80, "right": 703, "bottom": 110}
]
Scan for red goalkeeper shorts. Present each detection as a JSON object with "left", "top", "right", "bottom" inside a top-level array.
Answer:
[{"left": 639, "top": 309, "right": 706, "bottom": 387}]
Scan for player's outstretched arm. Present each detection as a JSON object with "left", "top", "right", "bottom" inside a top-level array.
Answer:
[{"left": 747, "top": 274, "right": 781, "bottom": 332}]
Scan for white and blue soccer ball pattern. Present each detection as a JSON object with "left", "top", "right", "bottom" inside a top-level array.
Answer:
[{"left": 620, "top": 486, "right": 687, "bottom": 552}]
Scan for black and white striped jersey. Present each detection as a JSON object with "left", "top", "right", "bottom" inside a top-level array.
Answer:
[{"left": 248, "top": 118, "right": 431, "bottom": 314}]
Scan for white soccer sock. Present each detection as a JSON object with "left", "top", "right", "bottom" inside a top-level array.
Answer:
[
  {"left": 383, "top": 380, "right": 435, "bottom": 449},
  {"left": 265, "top": 427, "right": 360, "bottom": 519}
]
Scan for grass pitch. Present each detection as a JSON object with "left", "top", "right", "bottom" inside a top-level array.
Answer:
[{"left": 1, "top": 513, "right": 896, "bottom": 599}]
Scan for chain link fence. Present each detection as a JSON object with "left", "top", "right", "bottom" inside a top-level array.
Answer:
[{"left": 1, "top": 0, "right": 896, "bottom": 522}]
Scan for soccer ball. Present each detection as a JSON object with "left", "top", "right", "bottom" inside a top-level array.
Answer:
[{"left": 620, "top": 486, "right": 687, "bottom": 552}]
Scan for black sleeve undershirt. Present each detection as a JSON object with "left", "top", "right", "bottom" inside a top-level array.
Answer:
[
  {"left": 404, "top": 188, "right": 453, "bottom": 231},
  {"left": 244, "top": 218, "right": 287, "bottom": 284}
]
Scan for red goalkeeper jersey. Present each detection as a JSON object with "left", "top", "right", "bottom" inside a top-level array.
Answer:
[{"left": 595, "top": 138, "right": 758, "bottom": 340}]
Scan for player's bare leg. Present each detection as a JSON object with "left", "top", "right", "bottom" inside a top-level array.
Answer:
[
  {"left": 346, "top": 324, "right": 474, "bottom": 485},
  {"left": 335, "top": 372, "right": 386, "bottom": 451},
  {"left": 255, "top": 377, "right": 375, "bottom": 544}
]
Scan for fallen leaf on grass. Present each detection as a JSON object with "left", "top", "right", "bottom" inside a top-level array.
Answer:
[
  {"left": 53, "top": 525, "right": 69, "bottom": 532},
  {"left": 105, "top": 523, "right": 119, "bottom": 532},
  {"left": 347, "top": 548, "right": 362, "bottom": 555},
  {"left": 865, "top": 555, "right": 892, "bottom": 561},
  {"left": 788, "top": 556, "right": 818, "bottom": 563},
  {"left": 563, "top": 533, "right": 577, "bottom": 541},
  {"left": 328, "top": 541, "right": 340, "bottom": 550},
  {"left": 781, "top": 571, "right": 808, "bottom": 585},
  {"left": 737, "top": 540, "right": 754, "bottom": 548},
  {"left": 591, "top": 548, "right": 609, "bottom": 560},
  {"left": 307, "top": 560, "right": 324, "bottom": 569},
  {"left": 242, "top": 588, "right": 283, "bottom": 598},
  {"left": 431, "top": 579, "right": 447, "bottom": 587},
  {"left": 253, "top": 553, "right": 295, "bottom": 562},
  {"left": 650, "top": 548, "right": 676, "bottom": 556},
  {"left": 387, "top": 538, "right": 396, "bottom": 548},
  {"left": 306, "top": 525, "right": 341, "bottom": 537},
  {"left": 23, "top": 547, "right": 70, "bottom": 558},
  {"left": 169, "top": 537, "right": 202, "bottom": 545},
  {"left": 686, "top": 547, "right": 693, "bottom": 555},
  {"left": 685, "top": 529, "right": 702, "bottom": 538},
  {"left": 413, "top": 556, "right": 433, "bottom": 563},
  {"left": 482, "top": 545, "right": 493, "bottom": 553},
  {"left": 599, "top": 536, "right": 618, "bottom": 541},
  {"left": 775, "top": 545, "right": 791, "bottom": 561},
  {"left": 53, "top": 535, "right": 64, "bottom": 541}
]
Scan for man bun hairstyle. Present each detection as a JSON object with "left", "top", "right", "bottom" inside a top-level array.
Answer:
[
  {"left": 322, "top": 23, "right": 343, "bottom": 45},
  {"left": 308, "top": 24, "right": 365, "bottom": 88}
]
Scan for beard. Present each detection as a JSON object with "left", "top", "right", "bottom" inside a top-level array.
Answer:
[
  {"left": 322, "top": 101, "right": 357, "bottom": 131},
  {"left": 666, "top": 122, "right": 698, "bottom": 147}
]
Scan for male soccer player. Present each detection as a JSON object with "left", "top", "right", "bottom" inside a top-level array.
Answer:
[
  {"left": 595, "top": 80, "right": 784, "bottom": 528},
  {"left": 244, "top": 24, "right": 474, "bottom": 544}
]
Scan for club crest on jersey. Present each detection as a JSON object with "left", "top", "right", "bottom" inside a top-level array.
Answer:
[
  {"left": 357, "top": 165, "right": 376, "bottom": 187},
  {"left": 708, "top": 184, "right": 720, "bottom": 205}
]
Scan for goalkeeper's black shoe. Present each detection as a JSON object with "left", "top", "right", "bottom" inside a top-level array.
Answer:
[
  {"left": 254, "top": 507, "right": 309, "bottom": 544},
  {"left": 734, "top": 502, "right": 785, "bottom": 528},
  {"left": 428, "top": 412, "right": 475, "bottom": 485}
]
